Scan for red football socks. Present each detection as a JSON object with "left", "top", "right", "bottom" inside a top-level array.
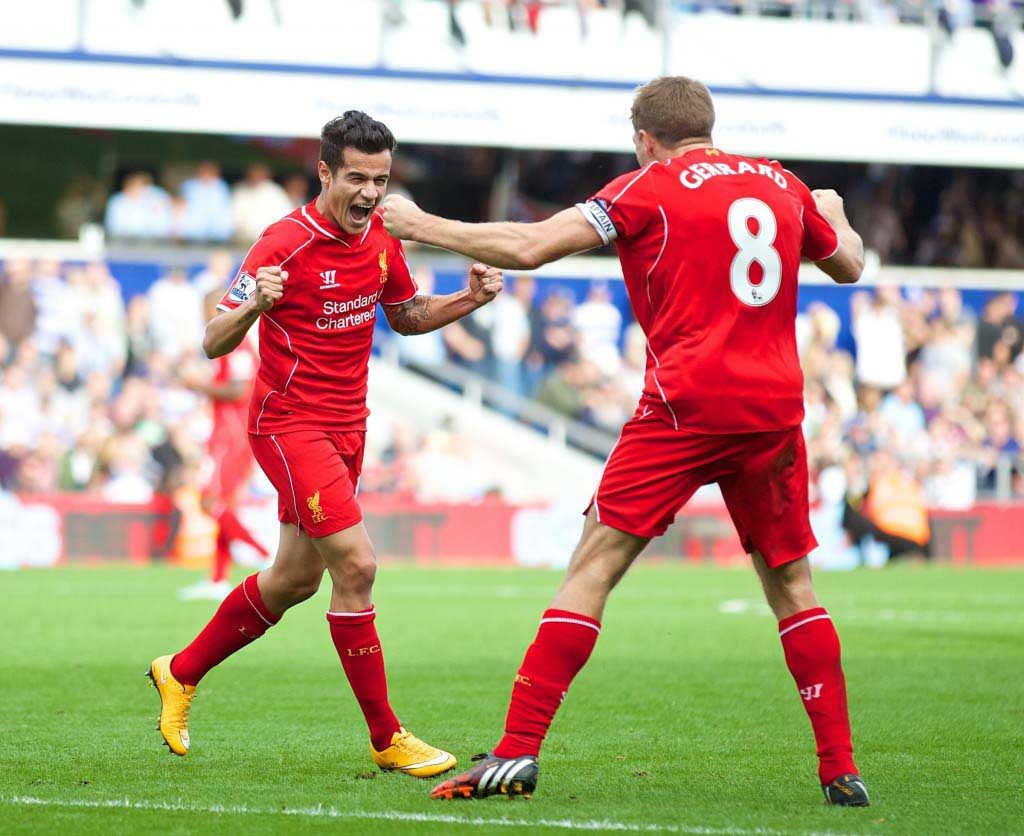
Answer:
[
  {"left": 170, "top": 573, "right": 280, "bottom": 686},
  {"left": 327, "top": 608, "right": 401, "bottom": 751},
  {"left": 493, "top": 608, "right": 601, "bottom": 759},
  {"left": 778, "top": 607, "right": 858, "bottom": 783}
]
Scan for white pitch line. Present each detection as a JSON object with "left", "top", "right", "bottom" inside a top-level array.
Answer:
[{"left": 3, "top": 795, "right": 864, "bottom": 836}]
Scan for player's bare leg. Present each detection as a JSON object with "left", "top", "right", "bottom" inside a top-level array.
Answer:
[
  {"left": 313, "top": 521, "right": 456, "bottom": 778},
  {"left": 257, "top": 522, "right": 326, "bottom": 614},
  {"left": 752, "top": 551, "right": 868, "bottom": 806},
  {"left": 150, "top": 524, "right": 321, "bottom": 755},
  {"left": 549, "top": 511, "right": 650, "bottom": 619},
  {"left": 432, "top": 510, "right": 648, "bottom": 799}
]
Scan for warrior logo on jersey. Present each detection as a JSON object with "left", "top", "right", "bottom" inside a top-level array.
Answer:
[
  {"left": 378, "top": 250, "right": 388, "bottom": 285},
  {"left": 228, "top": 272, "right": 256, "bottom": 303},
  {"left": 320, "top": 270, "right": 340, "bottom": 290}
]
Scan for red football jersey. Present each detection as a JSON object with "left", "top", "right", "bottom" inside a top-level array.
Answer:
[
  {"left": 218, "top": 200, "right": 418, "bottom": 435},
  {"left": 577, "top": 148, "right": 838, "bottom": 433},
  {"left": 209, "top": 337, "right": 256, "bottom": 441}
]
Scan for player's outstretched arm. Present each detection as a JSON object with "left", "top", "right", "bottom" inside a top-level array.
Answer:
[
  {"left": 381, "top": 196, "right": 603, "bottom": 270},
  {"left": 203, "top": 266, "right": 286, "bottom": 357},
  {"left": 811, "top": 189, "right": 864, "bottom": 285},
  {"left": 383, "top": 263, "right": 503, "bottom": 335}
]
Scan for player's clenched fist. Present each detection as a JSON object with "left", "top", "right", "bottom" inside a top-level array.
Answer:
[
  {"left": 467, "top": 263, "right": 503, "bottom": 304},
  {"left": 380, "top": 194, "right": 426, "bottom": 241},
  {"left": 811, "top": 189, "right": 847, "bottom": 224},
  {"left": 253, "top": 266, "right": 288, "bottom": 312}
]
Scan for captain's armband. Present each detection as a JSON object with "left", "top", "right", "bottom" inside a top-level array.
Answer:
[{"left": 575, "top": 198, "right": 619, "bottom": 245}]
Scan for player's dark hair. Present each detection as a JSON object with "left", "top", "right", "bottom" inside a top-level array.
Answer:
[
  {"left": 320, "top": 111, "right": 397, "bottom": 171},
  {"left": 631, "top": 76, "right": 715, "bottom": 146}
]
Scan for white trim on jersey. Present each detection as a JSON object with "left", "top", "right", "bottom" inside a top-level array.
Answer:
[
  {"left": 644, "top": 206, "right": 678, "bottom": 431},
  {"left": 219, "top": 231, "right": 271, "bottom": 311},
  {"left": 248, "top": 223, "right": 313, "bottom": 434},
  {"left": 819, "top": 239, "right": 841, "bottom": 261},
  {"left": 647, "top": 349, "right": 677, "bottom": 431},
  {"left": 256, "top": 313, "right": 299, "bottom": 434},
  {"left": 380, "top": 244, "right": 419, "bottom": 307},
  {"left": 609, "top": 162, "right": 657, "bottom": 206},
  {"left": 301, "top": 205, "right": 351, "bottom": 247},
  {"left": 280, "top": 218, "right": 317, "bottom": 261},
  {"left": 645, "top": 205, "right": 669, "bottom": 309},
  {"left": 381, "top": 290, "right": 418, "bottom": 307},
  {"left": 359, "top": 214, "right": 374, "bottom": 246}
]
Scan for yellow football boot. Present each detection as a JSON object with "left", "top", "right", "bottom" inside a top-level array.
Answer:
[
  {"left": 370, "top": 727, "right": 456, "bottom": 778},
  {"left": 146, "top": 655, "right": 195, "bottom": 756}
]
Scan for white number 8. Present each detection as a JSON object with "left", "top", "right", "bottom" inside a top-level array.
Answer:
[{"left": 728, "top": 198, "right": 781, "bottom": 307}]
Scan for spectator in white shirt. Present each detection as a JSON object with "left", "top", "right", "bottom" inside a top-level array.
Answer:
[
  {"left": 879, "top": 379, "right": 926, "bottom": 442},
  {"left": 231, "top": 164, "right": 292, "bottom": 244},
  {"left": 851, "top": 287, "right": 906, "bottom": 389},
  {"left": 572, "top": 281, "right": 622, "bottom": 372},
  {"left": 105, "top": 172, "right": 173, "bottom": 240},
  {"left": 478, "top": 274, "right": 533, "bottom": 396},
  {"left": 180, "top": 161, "right": 234, "bottom": 242},
  {"left": 147, "top": 269, "right": 203, "bottom": 360}
]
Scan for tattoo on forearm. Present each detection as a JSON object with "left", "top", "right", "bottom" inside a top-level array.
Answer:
[{"left": 387, "top": 295, "right": 434, "bottom": 335}]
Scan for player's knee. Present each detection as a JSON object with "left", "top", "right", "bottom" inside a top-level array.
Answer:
[
  {"left": 765, "top": 560, "right": 817, "bottom": 616},
  {"left": 332, "top": 549, "right": 377, "bottom": 593},
  {"left": 260, "top": 566, "right": 322, "bottom": 610},
  {"left": 290, "top": 573, "right": 323, "bottom": 604},
  {"left": 280, "top": 572, "right": 323, "bottom": 606}
]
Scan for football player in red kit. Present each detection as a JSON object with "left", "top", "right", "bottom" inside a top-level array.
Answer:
[
  {"left": 179, "top": 288, "right": 269, "bottom": 601},
  {"left": 382, "top": 77, "right": 869, "bottom": 806},
  {"left": 148, "top": 111, "right": 503, "bottom": 778}
]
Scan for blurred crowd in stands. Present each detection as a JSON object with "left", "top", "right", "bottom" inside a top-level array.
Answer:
[
  {"left": 90, "top": 156, "right": 1024, "bottom": 272},
  {"left": 842, "top": 167, "right": 1024, "bottom": 270},
  {"left": 0, "top": 252, "right": 1022, "bottom": 558},
  {"left": 413, "top": 0, "right": 1020, "bottom": 40},
  {"left": 401, "top": 268, "right": 1024, "bottom": 519},
  {"left": 102, "top": 163, "right": 311, "bottom": 245},
  {"left": 5, "top": 145, "right": 1024, "bottom": 535},
  {"left": 0, "top": 256, "right": 494, "bottom": 506}
]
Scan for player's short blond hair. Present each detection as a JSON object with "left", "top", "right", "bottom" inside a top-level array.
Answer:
[{"left": 631, "top": 76, "right": 715, "bottom": 146}]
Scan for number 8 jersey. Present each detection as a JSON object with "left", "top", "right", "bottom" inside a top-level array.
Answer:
[{"left": 577, "top": 148, "right": 838, "bottom": 434}]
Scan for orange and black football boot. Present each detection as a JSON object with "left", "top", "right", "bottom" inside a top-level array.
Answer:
[{"left": 431, "top": 752, "right": 538, "bottom": 799}]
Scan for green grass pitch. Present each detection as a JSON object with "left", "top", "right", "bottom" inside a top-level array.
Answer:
[{"left": 3, "top": 563, "right": 1023, "bottom": 835}]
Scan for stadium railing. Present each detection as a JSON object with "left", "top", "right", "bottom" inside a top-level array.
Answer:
[{"left": 376, "top": 341, "right": 618, "bottom": 458}]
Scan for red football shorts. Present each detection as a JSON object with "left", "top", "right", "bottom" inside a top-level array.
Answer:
[
  {"left": 588, "top": 406, "right": 817, "bottom": 567},
  {"left": 249, "top": 430, "right": 365, "bottom": 538},
  {"left": 204, "top": 432, "right": 255, "bottom": 507}
]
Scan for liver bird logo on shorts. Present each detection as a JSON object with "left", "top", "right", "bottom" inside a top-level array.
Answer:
[
  {"left": 306, "top": 491, "right": 327, "bottom": 524},
  {"left": 378, "top": 250, "right": 388, "bottom": 284}
]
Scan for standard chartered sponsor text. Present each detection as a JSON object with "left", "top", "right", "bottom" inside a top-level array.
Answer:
[{"left": 317, "top": 291, "right": 382, "bottom": 330}]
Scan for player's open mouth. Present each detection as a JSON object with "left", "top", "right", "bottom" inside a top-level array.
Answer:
[{"left": 349, "top": 203, "right": 374, "bottom": 224}]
